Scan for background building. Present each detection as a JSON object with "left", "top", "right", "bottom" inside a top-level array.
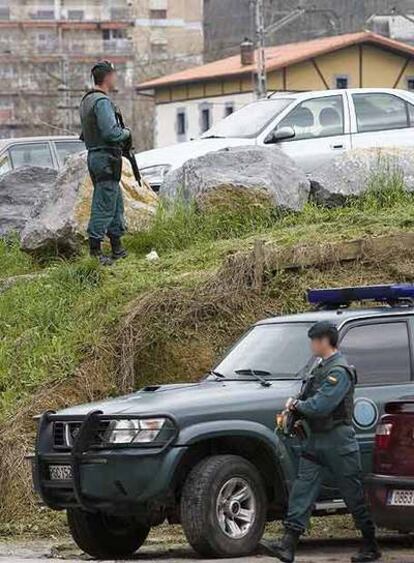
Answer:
[
  {"left": 0, "top": 0, "right": 135, "bottom": 139},
  {"left": 204, "top": 0, "right": 414, "bottom": 62},
  {"left": 0, "top": 0, "right": 203, "bottom": 149},
  {"left": 137, "top": 31, "right": 414, "bottom": 148}
]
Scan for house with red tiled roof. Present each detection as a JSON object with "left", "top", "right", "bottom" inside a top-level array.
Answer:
[{"left": 137, "top": 31, "right": 414, "bottom": 148}]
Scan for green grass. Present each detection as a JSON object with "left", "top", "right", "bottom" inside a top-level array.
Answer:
[
  {"left": 126, "top": 176, "right": 414, "bottom": 256},
  {"left": 0, "top": 236, "right": 37, "bottom": 279},
  {"left": 0, "top": 180, "right": 413, "bottom": 418}
]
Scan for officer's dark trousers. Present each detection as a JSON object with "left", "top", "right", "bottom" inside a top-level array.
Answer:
[
  {"left": 87, "top": 149, "right": 125, "bottom": 241},
  {"left": 285, "top": 425, "right": 375, "bottom": 537}
]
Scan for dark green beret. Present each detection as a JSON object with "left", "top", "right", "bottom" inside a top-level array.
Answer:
[
  {"left": 308, "top": 321, "right": 338, "bottom": 340},
  {"left": 91, "top": 60, "right": 116, "bottom": 74}
]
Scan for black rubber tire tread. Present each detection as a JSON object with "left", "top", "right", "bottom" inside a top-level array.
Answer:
[
  {"left": 180, "top": 454, "right": 267, "bottom": 558},
  {"left": 67, "top": 508, "right": 150, "bottom": 559}
]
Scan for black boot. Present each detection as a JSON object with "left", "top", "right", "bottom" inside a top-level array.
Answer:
[
  {"left": 351, "top": 535, "right": 381, "bottom": 562},
  {"left": 261, "top": 529, "right": 299, "bottom": 563},
  {"left": 109, "top": 235, "right": 128, "bottom": 260},
  {"left": 89, "top": 237, "right": 113, "bottom": 266}
]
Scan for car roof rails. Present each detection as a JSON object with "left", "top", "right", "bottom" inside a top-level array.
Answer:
[{"left": 308, "top": 284, "right": 414, "bottom": 310}]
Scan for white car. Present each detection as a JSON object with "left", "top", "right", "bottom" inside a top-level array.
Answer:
[
  {"left": 0, "top": 136, "right": 85, "bottom": 177},
  {"left": 136, "top": 88, "right": 414, "bottom": 190}
]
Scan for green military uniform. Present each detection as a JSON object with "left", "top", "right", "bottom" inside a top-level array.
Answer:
[
  {"left": 284, "top": 352, "right": 376, "bottom": 538},
  {"left": 79, "top": 89, "right": 130, "bottom": 242}
]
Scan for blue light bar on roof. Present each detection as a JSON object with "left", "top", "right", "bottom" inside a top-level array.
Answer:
[{"left": 308, "top": 284, "right": 414, "bottom": 307}]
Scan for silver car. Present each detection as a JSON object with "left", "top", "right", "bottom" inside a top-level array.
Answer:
[
  {"left": 0, "top": 136, "right": 85, "bottom": 177},
  {"left": 136, "top": 88, "right": 414, "bottom": 190}
]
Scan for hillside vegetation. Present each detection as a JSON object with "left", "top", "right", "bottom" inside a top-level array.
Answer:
[{"left": 1, "top": 176, "right": 414, "bottom": 533}]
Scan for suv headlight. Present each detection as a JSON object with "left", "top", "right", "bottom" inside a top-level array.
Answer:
[
  {"left": 104, "top": 418, "right": 166, "bottom": 444},
  {"left": 140, "top": 164, "right": 171, "bottom": 184}
]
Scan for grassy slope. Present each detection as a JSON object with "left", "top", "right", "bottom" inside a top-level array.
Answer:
[
  {"left": 1, "top": 184, "right": 414, "bottom": 419},
  {"left": 0, "top": 180, "right": 414, "bottom": 536}
]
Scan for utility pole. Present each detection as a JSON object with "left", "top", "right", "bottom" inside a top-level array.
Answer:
[
  {"left": 252, "top": 4, "right": 338, "bottom": 99},
  {"left": 254, "top": 0, "right": 267, "bottom": 99}
]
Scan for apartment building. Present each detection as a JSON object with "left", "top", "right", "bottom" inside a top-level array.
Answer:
[{"left": 0, "top": 0, "right": 203, "bottom": 147}]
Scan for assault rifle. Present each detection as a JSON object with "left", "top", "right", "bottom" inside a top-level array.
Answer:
[
  {"left": 278, "top": 375, "right": 313, "bottom": 440},
  {"left": 116, "top": 109, "right": 143, "bottom": 187}
]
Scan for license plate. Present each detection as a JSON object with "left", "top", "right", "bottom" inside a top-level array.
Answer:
[
  {"left": 388, "top": 489, "right": 414, "bottom": 506},
  {"left": 49, "top": 464, "right": 73, "bottom": 481}
]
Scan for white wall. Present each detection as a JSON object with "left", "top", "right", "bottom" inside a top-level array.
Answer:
[{"left": 154, "top": 92, "right": 254, "bottom": 147}]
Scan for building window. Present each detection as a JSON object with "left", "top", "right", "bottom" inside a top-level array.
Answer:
[
  {"left": 224, "top": 103, "right": 234, "bottom": 117},
  {"left": 32, "top": 10, "right": 55, "bottom": 20},
  {"left": 335, "top": 75, "right": 348, "bottom": 89},
  {"left": 176, "top": 109, "right": 187, "bottom": 141},
  {"left": 177, "top": 112, "right": 186, "bottom": 135},
  {"left": 407, "top": 77, "right": 414, "bottom": 91},
  {"left": 150, "top": 9, "right": 167, "bottom": 19},
  {"left": 0, "top": 7, "right": 10, "bottom": 20},
  {"left": 68, "top": 10, "right": 84, "bottom": 20},
  {"left": 200, "top": 106, "right": 212, "bottom": 133},
  {"left": 103, "top": 29, "right": 127, "bottom": 40}
]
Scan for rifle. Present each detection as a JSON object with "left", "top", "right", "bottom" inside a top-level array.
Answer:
[
  {"left": 278, "top": 375, "right": 314, "bottom": 440},
  {"left": 116, "top": 108, "right": 142, "bottom": 187}
]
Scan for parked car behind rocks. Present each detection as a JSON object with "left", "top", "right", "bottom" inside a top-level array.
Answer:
[
  {"left": 136, "top": 88, "right": 414, "bottom": 191},
  {"left": 0, "top": 136, "right": 84, "bottom": 177}
]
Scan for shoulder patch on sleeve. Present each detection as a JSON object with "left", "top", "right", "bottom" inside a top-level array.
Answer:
[{"left": 327, "top": 375, "right": 338, "bottom": 385}]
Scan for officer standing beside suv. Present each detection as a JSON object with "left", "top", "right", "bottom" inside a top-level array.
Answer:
[
  {"left": 80, "top": 60, "right": 131, "bottom": 265},
  {"left": 262, "top": 321, "right": 381, "bottom": 563}
]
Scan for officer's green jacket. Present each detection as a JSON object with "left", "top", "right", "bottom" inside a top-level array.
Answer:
[{"left": 296, "top": 353, "right": 351, "bottom": 419}]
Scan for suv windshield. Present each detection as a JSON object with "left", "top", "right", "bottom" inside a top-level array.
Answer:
[
  {"left": 201, "top": 98, "right": 293, "bottom": 139},
  {"left": 214, "top": 323, "right": 312, "bottom": 380}
]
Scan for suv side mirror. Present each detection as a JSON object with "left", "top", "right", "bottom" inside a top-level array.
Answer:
[{"left": 264, "top": 126, "right": 296, "bottom": 144}]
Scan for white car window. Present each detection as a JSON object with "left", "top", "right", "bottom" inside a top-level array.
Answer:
[
  {"left": 201, "top": 98, "right": 293, "bottom": 139},
  {"left": 276, "top": 95, "right": 344, "bottom": 141},
  {"left": 0, "top": 151, "right": 11, "bottom": 175},
  {"left": 353, "top": 93, "right": 409, "bottom": 133},
  {"left": 55, "top": 140, "right": 85, "bottom": 167},
  {"left": 9, "top": 142, "right": 54, "bottom": 169}
]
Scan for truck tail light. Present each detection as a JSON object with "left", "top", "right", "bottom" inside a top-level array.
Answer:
[
  {"left": 374, "top": 413, "right": 414, "bottom": 476},
  {"left": 375, "top": 422, "right": 394, "bottom": 451}
]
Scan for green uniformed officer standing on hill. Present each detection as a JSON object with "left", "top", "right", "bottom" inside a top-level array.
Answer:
[
  {"left": 79, "top": 60, "right": 131, "bottom": 265},
  {"left": 262, "top": 321, "right": 381, "bottom": 563}
]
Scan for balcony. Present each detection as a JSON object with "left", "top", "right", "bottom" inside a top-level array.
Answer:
[
  {"left": 64, "top": 37, "right": 133, "bottom": 55},
  {"left": 103, "top": 38, "right": 133, "bottom": 54}
]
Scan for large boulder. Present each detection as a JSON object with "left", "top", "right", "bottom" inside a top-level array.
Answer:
[
  {"left": 0, "top": 167, "right": 58, "bottom": 237},
  {"left": 21, "top": 153, "right": 158, "bottom": 254},
  {"left": 310, "top": 147, "right": 414, "bottom": 207},
  {"left": 160, "top": 146, "right": 310, "bottom": 212}
]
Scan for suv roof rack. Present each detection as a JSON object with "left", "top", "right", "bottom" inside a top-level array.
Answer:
[{"left": 308, "top": 284, "right": 414, "bottom": 310}]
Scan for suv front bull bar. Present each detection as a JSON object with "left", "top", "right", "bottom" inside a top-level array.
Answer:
[{"left": 32, "top": 410, "right": 178, "bottom": 512}]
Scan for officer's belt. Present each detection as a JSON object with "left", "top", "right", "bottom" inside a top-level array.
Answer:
[
  {"left": 88, "top": 146, "right": 122, "bottom": 156},
  {"left": 301, "top": 452, "right": 322, "bottom": 465}
]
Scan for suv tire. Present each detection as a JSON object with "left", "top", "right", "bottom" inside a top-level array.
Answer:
[
  {"left": 181, "top": 454, "right": 267, "bottom": 557},
  {"left": 67, "top": 508, "right": 150, "bottom": 559}
]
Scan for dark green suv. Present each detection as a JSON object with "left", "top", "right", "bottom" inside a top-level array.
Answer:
[{"left": 32, "top": 285, "right": 414, "bottom": 559}]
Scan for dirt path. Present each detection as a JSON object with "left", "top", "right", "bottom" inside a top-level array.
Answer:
[{"left": 1, "top": 536, "right": 413, "bottom": 563}]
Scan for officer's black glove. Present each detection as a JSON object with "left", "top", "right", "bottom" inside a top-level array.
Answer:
[{"left": 286, "top": 397, "right": 299, "bottom": 411}]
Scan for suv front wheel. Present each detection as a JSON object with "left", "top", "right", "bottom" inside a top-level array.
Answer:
[
  {"left": 181, "top": 454, "right": 267, "bottom": 557},
  {"left": 67, "top": 507, "right": 150, "bottom": 559}
]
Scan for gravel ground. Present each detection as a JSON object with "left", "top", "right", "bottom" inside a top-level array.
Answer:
[{"left": 0, "top": 536, "right": 413, "bottom": 563}]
